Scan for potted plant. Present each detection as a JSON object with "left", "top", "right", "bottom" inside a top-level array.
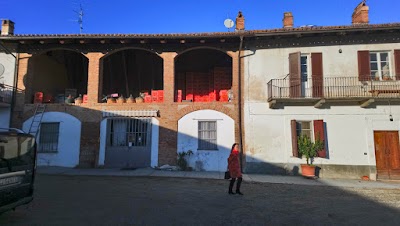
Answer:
[{"left": 297, "top": 134, "right": 324, "bottom": 177}]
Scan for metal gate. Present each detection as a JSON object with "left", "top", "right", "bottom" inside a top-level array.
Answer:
[{"left": 105, "top": 117, "right": 152, "bottom": 168}]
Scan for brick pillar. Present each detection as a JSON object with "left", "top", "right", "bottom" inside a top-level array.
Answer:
[
  {"left": 160, "top": 52, "right": 177, "bottom": 103},
  {"left": 85, "top": 53, "right": 104, "bottom": 104},
  {"left": 79, "top": 121, "right": 101, "bottom": 168},
  {"left": 12, "top": 53, "right": 33, "bottom": 129}
]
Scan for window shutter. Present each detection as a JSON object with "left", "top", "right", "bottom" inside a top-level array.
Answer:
[
  {"left": 313, "top": 120, "right": 326, "bottom": 158},
  {"left": 289, "top": 52, "right": 301, "bottom": 98},
  {"left": 358, "top": 50, "right": 371, "bottom": 81},
  {"left": 395, "top": 50, "right": 400, "bottom": 80},
  {"left": 311, "top": 53, "right": 324, "bottom": 98},
  {"left": 291, "top": 120, "right": 299, "bottom": 157}
]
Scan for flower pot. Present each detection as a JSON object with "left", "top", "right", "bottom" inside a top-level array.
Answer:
[
  {"left": 116, "top": 96, "right": 126, "bottom": 104},
  {"left": 300, "top": 164, "right": 316, "bottom": 177},
  {"left": 135, "top": 97, "right": 144, "bottom": 103},
  {"left": 126, "top": 95, "right": 135, "bottom": 103},
  {"left": 107, "top": 97, "right": 116, "bottom": 104},
  {"left": 74, "top": 95, "right": 83, "bottom": 104}
]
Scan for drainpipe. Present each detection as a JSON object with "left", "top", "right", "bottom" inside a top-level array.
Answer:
[
  {"left": 238, "top": 35, "right": 244, "bottom": 172},
  {"left": 0, "top": 41, "right": 18, "bottom": 128}
]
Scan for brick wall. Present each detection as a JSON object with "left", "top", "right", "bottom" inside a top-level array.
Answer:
[{"left": 12, "top": 49, "right": 242, "bottom": 168}]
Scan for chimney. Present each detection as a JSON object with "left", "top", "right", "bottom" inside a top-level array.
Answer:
[
  {"left": 283, "top": 12, "right": 294, "bottom": 28},
  {"left": 1, "top": 19, "right": 15, "bottom": 35},
  {"left": 352, "top": 1, "right": 369, "bottom": 24},
  {"left": 235, "top": 11, "right": 245, "bottom": 31}
]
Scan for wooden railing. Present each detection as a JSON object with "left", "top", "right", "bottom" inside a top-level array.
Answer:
[{"left": 267, "top": 76, "right": 400, "bottom": 101}]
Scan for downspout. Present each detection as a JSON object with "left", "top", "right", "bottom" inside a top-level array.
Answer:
[
  {"left": 0, "top": 41, "right": 18, "bottom": 128},
  {"left": 238, "top": 35, "right": 244, "bottom": 172}
]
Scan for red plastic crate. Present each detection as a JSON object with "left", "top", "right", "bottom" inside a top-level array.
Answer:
[
  {"left": 34, "top": 92, "right": 43, "bottom": 103},
  {"left": 144, "top": 95, "right": 152, "bottom": 103},
  {"left": 83, "top": 94, "right": 88, "bottom": 103}
]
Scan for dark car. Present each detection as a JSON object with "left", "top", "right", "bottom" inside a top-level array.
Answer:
[{"left": 0, "top": 128, "right": 37, "bottom": 214}]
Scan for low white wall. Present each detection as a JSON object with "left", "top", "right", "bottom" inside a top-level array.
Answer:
[
  {"left": 23, "top": 112, "right": 81, "bottom": 167},
  {"left": 177, "top": 110, "right": 235, "bottom": 172}
]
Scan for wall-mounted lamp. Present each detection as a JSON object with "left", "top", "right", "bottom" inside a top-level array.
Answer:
[
  {"left": 339, "top": 49, "right": 342, "bottom": 53},
  {"left": 389, "top": 114, "right": 393, "bottom": 122}
]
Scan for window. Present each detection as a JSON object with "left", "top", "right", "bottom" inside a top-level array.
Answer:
[
  {"left": 291, "top": 119, "right": 326, "bottom": 158},
  {"left": 108, "top": 118, "right": 151, "bottom": 147},
  {"left": 198, "top": 121, "right": 217, "bottom": 150},
  {"left": 370, "top": 52, "right": 392, "bottom": 80},
  {"left": 39, "top": 122, "right": 60, "bottom": 153},
  {"left": 296, "top": 121, "right": 313, "bottom": 140}
]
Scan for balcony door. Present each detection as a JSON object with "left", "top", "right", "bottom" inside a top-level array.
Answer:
[{"left": 289, "top": 52, "right": 323, "bottom": 98}]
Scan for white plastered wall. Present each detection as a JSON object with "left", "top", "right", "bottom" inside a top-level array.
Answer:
[
  {"left": 177, "top": 109, "right": 235, "bottom": 172},
  {"left": 23, "top": 112, "right": 81, "bottom": 167}
]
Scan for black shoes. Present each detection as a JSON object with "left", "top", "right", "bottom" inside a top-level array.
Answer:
[
  {"left": 228, "top": 191, "right": 244, "bottom": 195},
  {"left": 236, "top": 191, "right": 244, "bottom": 195}
]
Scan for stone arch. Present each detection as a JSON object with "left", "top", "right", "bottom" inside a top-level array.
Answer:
[
  {"left": 101, "top": 47, "right": 161, "bottom": 59},
  {"left": 176, "top": 46, "right": 233, "bottom": 58}
]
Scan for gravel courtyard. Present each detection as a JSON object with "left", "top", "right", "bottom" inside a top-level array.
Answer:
[{"left": 0, "top": 174, "right": 399, "bottom": 226}]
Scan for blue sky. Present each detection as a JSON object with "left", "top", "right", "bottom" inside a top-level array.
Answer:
[{"left": 1, "top": 0, "right": 400, "bottom": 35}]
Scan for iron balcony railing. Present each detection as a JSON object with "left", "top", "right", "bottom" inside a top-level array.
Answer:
[
  {"left": 267, "top": 76, "right": 400, "bottom": 101},
  {"left": 0, "top": 84, "right": 17, "bottom": 105}
]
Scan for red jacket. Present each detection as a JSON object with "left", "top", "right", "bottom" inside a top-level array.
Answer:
[{"left": 228, "top": 150, "right": 242, "bottom": 178}]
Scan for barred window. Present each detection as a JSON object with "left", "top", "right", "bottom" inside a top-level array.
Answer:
[
  {"left": 39, "top": 122, "right": 60, "bottom": 153},
  {"left": 198, "top": 121, "right": 217, "bottom": 150}
]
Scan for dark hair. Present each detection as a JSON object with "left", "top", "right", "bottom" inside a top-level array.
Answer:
[{"left": 230, "top": 143, "right": 239, "bottom": 153}]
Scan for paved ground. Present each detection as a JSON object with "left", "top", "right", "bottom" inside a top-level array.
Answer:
[{"left": 0, "top": 174, "right": 400, "bottom": 226}]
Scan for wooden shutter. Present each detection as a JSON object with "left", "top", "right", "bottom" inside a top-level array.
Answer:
[
  {"left": 313, "top": 120, "right": 326, "bottom": 158},
  {"left": 289, "top": 52, "right": 301, "bottom": 98},
  {"left": 394, "top": 50, "right": 400, "bottom": 80},
  {"left": 291, "top": 120, "right": 299, "bottom": 157},
  {"left": 311, "top": 53, "right": 324, "bottom": 98},
  {"left": 358, "top": 50, "right": 371, "bottom": 81}
]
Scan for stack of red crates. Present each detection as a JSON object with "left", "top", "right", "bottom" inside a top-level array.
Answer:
[
  {"left": 150, "top": 90, "right": 164, "bottom": 103},
  {"left": 213, "top": 67, "right": 231, "bottom": 102}
]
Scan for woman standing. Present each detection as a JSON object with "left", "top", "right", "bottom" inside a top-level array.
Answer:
[{"left": 227, "top": 143, "right": 243, "bottom": 195}]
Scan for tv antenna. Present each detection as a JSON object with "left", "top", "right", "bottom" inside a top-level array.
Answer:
[
  {"left": 224, "top": 16, "right": 234, "bottom": 32},
  {"left": 72, "top": 3, "right": 84, "bottom": 34}
]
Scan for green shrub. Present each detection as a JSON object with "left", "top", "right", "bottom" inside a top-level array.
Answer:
[
  {"left": 297, "top": 134, "right": 324, "bottom": 165},
  {"left": 177, "top": 150, "right": 193, "bottom": 171}
]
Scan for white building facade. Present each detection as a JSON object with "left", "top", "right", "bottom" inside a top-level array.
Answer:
[{"left": 243, "top": 25, "right": 400, "bottom": 180}]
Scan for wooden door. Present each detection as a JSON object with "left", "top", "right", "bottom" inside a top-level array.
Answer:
[{"left": 374, "top": 131, "right": 400, "bottom": 180}]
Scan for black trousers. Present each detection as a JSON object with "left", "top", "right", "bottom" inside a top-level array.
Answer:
[{"left": 228, "top": 177, "right": 242, "bottom": 192}]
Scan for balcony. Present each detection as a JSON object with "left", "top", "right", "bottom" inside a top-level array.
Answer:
[
  {"left": 267, "top": 77, "right": 400, "bottom": 108},
  {"left": 0, "top": 84, "right": 15, "bottom": 107}
]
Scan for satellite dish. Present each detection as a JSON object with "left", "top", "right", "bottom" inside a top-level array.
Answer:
[
  {"left": 224, "top": 19, "right": 234, "bottom": 30},
  {"left": 0, "top": 63, "right": 4, "bottom": 77}
]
